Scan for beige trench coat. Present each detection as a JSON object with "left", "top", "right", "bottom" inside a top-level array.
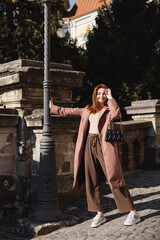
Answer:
[{"left": 50, "top": 98, "right": 125, "bottom": 190}]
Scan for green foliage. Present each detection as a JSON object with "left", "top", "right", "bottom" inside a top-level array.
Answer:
[
  {"left": 84, "top": 0, "right": 160, "bottom": 116},
  {"left": 50, "top": 33, "right": 87, "bottom": 70},
  {"left": 1, "top": 0, "right": 160, "bottom": 115},
  {"left": 0, "top": 0, "right": 88, "bottom": 109},
  {"left": 0, "top": 0, "right": 42, "bottom": 62},
  {"left": 0, "top": 0, "right": 67, "bottom": 63}
]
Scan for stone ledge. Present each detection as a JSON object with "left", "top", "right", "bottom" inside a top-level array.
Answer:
[
  {"left": 0, "top": 108, "right": 18, "bottom": 114},
  {"left": 125, "top": 99, "right": 160, "bottom": 114},
  {"left": 0, "top": 69, "right": 85, "bottom": 88},
  {"left": 0, "top": 59, "right": 73, "bottom": 74},
  {"left": 0, "top": 59, "right": 85, "bottom": 89},
  {"left": 24, "top": 109, "right": 43, "bottom": 127},
  {"left": 0, "top": 59, "right": 84, "bottom": 108},
  {"left": 0, "top": 109, "right": 19, "bottom": 127},
  {"left": 0, "top": 116, "right": 19, "bottom": 127},
  {"left": 25, "top": 110, "right": 80, "bottom": 129},
  {"left": 130, "top": 99, "right": 160, "bottom": 106},
  {"left": 114, "top": 120, "right": 152, "bottom": 130}
]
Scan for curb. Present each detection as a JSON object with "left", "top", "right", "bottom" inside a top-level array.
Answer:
[{"left": 10, "top": 213, "right": 80, "bottom": 238}]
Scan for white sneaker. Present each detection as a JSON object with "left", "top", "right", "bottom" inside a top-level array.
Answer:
[
  {"left": 124, "top": 212, "right": 141, "bottom": 226},
  {"left": 91, "top": 214, "right": 106, "bottom": 228}
]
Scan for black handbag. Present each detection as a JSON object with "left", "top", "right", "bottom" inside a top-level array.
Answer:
[{"left": 105, "top": 119, "right": 124, "bottom": 142}]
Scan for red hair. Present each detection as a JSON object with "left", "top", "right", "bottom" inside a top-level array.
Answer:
[{"left": 86, "top": 84, "right": 108, "bottom": 114}]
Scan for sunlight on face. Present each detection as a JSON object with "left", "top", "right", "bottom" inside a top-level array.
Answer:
[{"left": 97, "top": 88, "right": 107, "bottom": 104}]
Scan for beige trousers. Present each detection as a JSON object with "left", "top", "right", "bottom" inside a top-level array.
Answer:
[{"left": 85, "top": 133, "right": 135, "bottom": 213}]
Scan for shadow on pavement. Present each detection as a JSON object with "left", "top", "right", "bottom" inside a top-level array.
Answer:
[
  {"left": 140, "top": 210, "right": 160, "bottom": 222},
  {"left": 134, "top": 198, "right": 160, "bottom": 211},
  {"left": 132, "top": 190, "right": 160, "bottom": 203},
  {"left": 66, "top": 170, "right": 160, "bottom": 226},
  {"left": 124, "top": 170, "right": 160, "bottom": 189}
]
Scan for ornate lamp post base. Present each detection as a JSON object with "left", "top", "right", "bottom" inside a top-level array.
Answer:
[
  {"left": 30, "top": 202, "right": 61, "bottom": 222},
  {"left": 30, "top": 136, "right": 61, "bottom": 222}
]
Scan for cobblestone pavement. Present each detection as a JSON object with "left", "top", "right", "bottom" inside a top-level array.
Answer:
[{"left": 0, "top": 170, "right": 160, "bottom": 240}]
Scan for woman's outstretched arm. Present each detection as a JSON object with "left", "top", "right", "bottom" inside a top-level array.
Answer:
[{"left": 50, "top": 98, "right": 82, "bottom": 117}]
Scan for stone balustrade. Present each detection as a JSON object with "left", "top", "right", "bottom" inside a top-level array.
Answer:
[
  {"left": 125, "top": 99, "right": 160, "bottom": 166},
  {"left": 114, "top": 120, "right": 152, "bottom": 171}
]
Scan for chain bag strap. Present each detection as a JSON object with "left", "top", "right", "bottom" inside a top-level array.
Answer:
[{"left": 105, "top": 118, "right": 124, "bottom": 142}]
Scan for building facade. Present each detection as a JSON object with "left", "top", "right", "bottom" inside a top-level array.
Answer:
[{"left": 58, "top": 0, "right": 111, "bottom": 48}]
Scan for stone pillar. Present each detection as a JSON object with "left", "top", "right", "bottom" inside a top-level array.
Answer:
[
  {"left": 125, "top": 99, "right": 160, "bottom": 165},
  {"left": 15, "top": 109, "right": 31, "bottom": 218},
  {"left": 0, "top": 109, "right": 19, "bottom": 221}
]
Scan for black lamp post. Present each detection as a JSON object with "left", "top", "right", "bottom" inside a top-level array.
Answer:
[{"left": 31, "top": 0, "right": 61, "bottom": 221}]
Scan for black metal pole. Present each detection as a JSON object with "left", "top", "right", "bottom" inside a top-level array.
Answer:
[{"left": 31, "top": 0, "right": 61, "bottom": 222}]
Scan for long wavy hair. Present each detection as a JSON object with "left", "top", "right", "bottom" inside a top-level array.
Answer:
[{"left": 86, "top": 84, "right": 108, "bottom": 114}]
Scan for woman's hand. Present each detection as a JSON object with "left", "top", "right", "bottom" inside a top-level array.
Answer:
[
  {"left": 49, "top": 97, "right": 53, "bottom": 109},
  {"left": 106, "top": 88, "right": 113, "bottom": 100}
]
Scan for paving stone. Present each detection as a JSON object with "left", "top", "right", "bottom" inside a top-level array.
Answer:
[
  {"left": 134, "top": 237, "right": 146, "bottom": 240},
  {"left": 154, "top": 233, "right": 160, "bottom": 240},
  {"left": 56, "top": 237, "right": 67, "bottom": 240},
  {"left": 66, "top": 231, "right": 77, "bottom": 236},
  {"left": 116, "top": 236, "right": 128, "bottom": 240},
  {"left": 45, "top": 236, "right": 57, "bottom": 240},
  {"left": 76, "top": 238, "right": 86, "bottom": 240},
  {"left": 1, "top": 170, "right": 160, "bottom": 240},
  {"left": 143, "top": 232, "right": 154, "bottom": 239},
  {"left": 78, "top": 231, "right": 87, "bottom": 237}
]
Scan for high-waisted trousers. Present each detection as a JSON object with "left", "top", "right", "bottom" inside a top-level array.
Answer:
[{"left": 85, "top": 133, "right": 135, "bottom": 213}]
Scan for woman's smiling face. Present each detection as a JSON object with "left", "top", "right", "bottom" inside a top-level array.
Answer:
[{"left": 97, "top": 88, "right": 107, "bottom": 105}]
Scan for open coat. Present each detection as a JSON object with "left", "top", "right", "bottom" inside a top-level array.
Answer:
[{"left": 50, "top": 98, "right": 126, "bottom": 191}]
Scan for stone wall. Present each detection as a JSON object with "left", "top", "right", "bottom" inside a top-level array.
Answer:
[
  {"left": 0, "top": 59, "right": 159, "bottom": 221},
  {"left": 0, "top": 59, "right": 84, "bottom": 220},
  {"left": 0, "top": 59, "right": 84, "bottom": 109},
  {"left": 0, "top": 109, "right": 19, "bottom": 220}
]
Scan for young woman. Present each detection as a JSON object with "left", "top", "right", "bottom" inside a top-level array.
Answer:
[{"left": 50, "top": 84, "right": 140, "bottom": 228}]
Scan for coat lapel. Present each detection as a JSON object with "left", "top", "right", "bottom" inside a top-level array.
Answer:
[{"left": 98, "top": 106, "right": 109, "bottom": 124}]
